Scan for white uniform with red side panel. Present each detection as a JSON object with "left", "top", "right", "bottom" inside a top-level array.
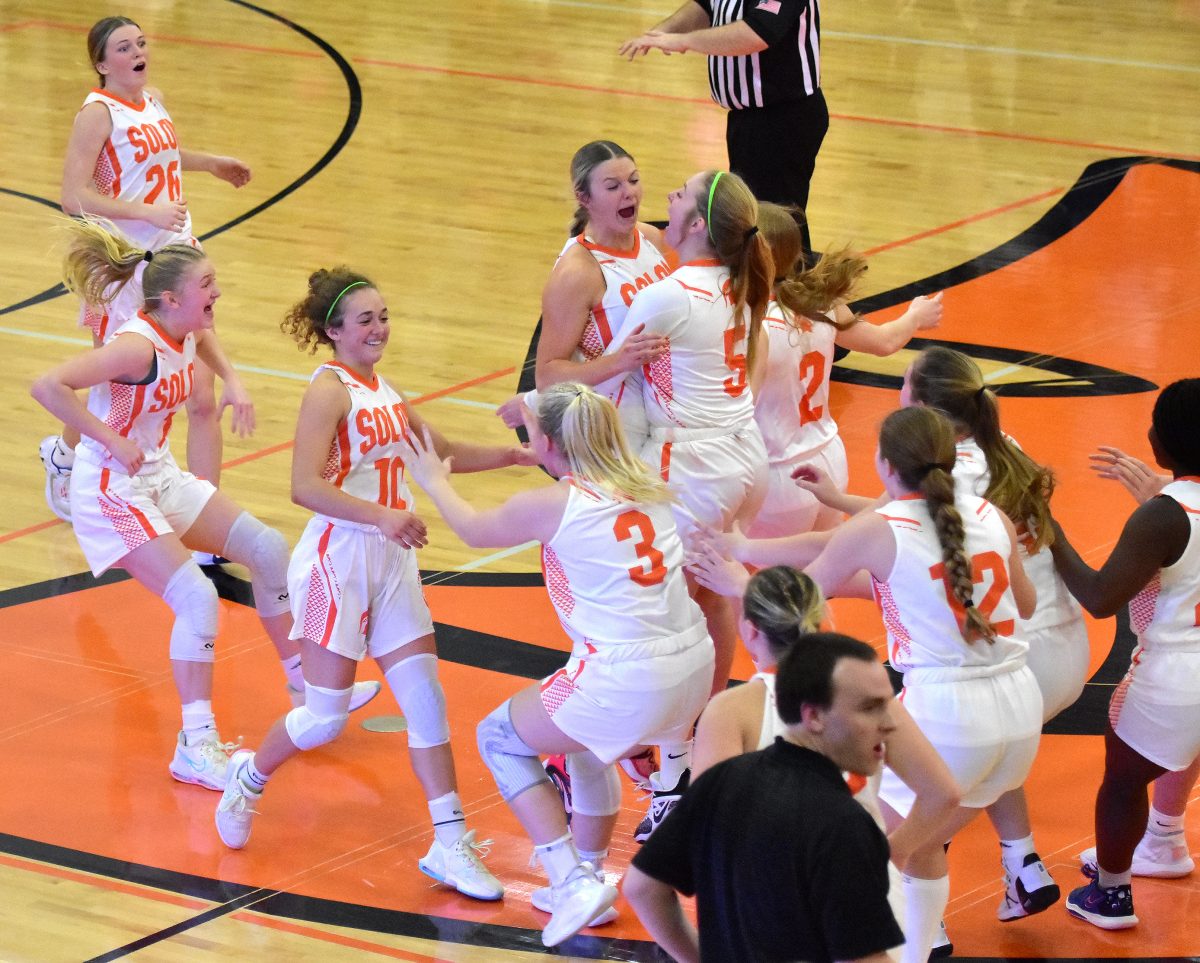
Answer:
[
  {"left": 1111, "top": 478, "right": 1200, "bottom": 770},
  {"left": 538, "top": 476, "right": 714, "bottom": 764},
  {"left": 70, "top": 310, "right": 215, "bottom": 574},
  {"left": 287, "top": 363, "right": 433, "bottom": 660},
  {"left": 872, "top": 492, "right": 1043, "bottom": 812}
]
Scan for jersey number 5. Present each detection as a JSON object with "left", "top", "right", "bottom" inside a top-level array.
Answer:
[
  {"left": 723, "top": 321, "right": 748, "bottom": 398},
  {"left": 614, "top": 510, "right": 667, "bottom": 586},
  {"left": 929, "top": 550, "right": 1015, "bottom": 636}
]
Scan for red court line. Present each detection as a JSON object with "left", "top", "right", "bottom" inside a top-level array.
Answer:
[
  {"left": 2, "top": 366, "right": 517, "bottom": 545},
  {"left": 862, "top": 186, "right": 1067, "bottom": 257},
  {"left": 0, "top": 517, "right": 63, "bottom": 544},
  {"left": 10, "top": 19, "right": 1196, "bottom": 160},
  {"left": 228, "top": 913, "right": 448, "bottom": 962}
]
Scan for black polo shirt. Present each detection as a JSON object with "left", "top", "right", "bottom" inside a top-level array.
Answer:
[{"left": 632, "top": 738, "right": 902, "bottom": 962}]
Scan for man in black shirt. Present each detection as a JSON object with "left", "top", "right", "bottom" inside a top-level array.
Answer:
[
  {"left": 624, "top": 633, "right": 903, "bottom": 963},
  {"left": 621, "top": 0, "right": 827, "bottom": 256}
]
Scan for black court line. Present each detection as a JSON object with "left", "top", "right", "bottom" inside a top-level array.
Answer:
[{"left": 0, "top": 0, "right": 363, "bottom": 319}]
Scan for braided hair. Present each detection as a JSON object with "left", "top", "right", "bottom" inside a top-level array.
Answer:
[{"left": 880, "top": 407, "right": 997, "bottom": 643}]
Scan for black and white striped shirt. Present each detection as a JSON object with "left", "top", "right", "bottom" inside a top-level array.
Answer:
[{"left": 699, "top": 0, "right": 821, "bottom": 110}]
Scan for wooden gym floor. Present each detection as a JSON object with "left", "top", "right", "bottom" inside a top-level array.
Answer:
[{"left": 1, "top": 1, "right": 1198, "bottom": 959}]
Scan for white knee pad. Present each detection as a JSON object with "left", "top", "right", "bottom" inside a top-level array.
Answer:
[
  {"left": 163, "top": 561, "right": 219, "bottom": 662},
  {"left": 476, "top": 699, "right": 551, "bottom": 801},
  {"left": 223, "top": 512, "right": 291, "bottom": 617},
  {"left": 566, "top": 751, "right": 622, "bottom": 817},
  {"left": 384, "top": 653, "right": 450, "bottom": 749},
  {"left": 284, "top": 682, "right": 352, "bottom": 750}
]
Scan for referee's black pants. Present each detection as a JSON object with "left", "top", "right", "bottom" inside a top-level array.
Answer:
[{"left": 726, "top": 89, "right": 829, "bottom": 258}]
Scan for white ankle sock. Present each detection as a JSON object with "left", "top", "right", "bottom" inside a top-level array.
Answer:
[
  {"left": 428, "top": 791, "right": 467, "bottom": 847},
  {"left": 1147, "top": 805, "right": 1185, "bottom": 837},
  {"left": 241, "top": 754, "right": 269, "bottom": 793},
  {"left": 999, "top": 832, "right": 1036, "bottom": 870},
  {"left": 654, "top": 742, "right": 691, "bottom": 792},
  {"left": 181, "top": 700, "right": 215, "bottom": 739},
  {"left": 535, "top": 831, "right": 582, "bottom": 887},
  {"left": 280, "top": 654, "right": 304, "bottom": 690},
  {"left": 901, "top": 873, "right": 950, "bottom": 963},
  {"left": 578, "top": 848, "right": 607, "bottom": 875},
  {"left": 1098, "top": 866, "right": 1132, "bottom": 888}
]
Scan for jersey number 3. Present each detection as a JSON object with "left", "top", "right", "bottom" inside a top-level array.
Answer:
[{"left": 614, "top": 510, "right": 667, "bottom": 586}]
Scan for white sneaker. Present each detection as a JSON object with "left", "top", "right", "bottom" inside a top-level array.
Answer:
[
  {"left": 929, "top": 919, "right": 953, "bottom": 959},
  {"left": 539, "top": 862, "right": 619, "bottom": 947},
  {"left": 39, "top": 435, "right": 73, "bottom": 522},
  {"left": 997, "top": 852, "right": 1060, "bottom": 921},
  {"left": 1080, "top": 833, "right": 1195, "bottom": 879},
  {"left": 532, "top": 880, "right": 618, "bottom": 927},
  {"left": 418, "top": 829, "right": 504, "bottom": 901},
  {"left": 169, "top": 729, "right": 237, "bottom": 791},
  {"left": 215, "top": 750, "right": 261, "bottom": 849},
  {"left": 286, "top": 680, "right": 382, "bottom": 712}
]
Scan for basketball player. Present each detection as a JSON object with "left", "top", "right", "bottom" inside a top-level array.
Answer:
[
  {"left": 40, "top": 16, "right": 251, "bottom": 528},
  {"left": 498, "top": 140, "right": 670, "bottom": 452},
  {"left": 750, "top": 203, "right": 943, "bottom": 538},
  {"left": 1049, "top": 378, "right": 1200, "bottom": 929},
  {"left": 213, "top": 269, "right": 533, "bottom": 903},
  {"left": 706, "top": 406, "right": 1044, "bottom": 963},
  {"left": 407, "top": 383, "right": 715, "bottom": 947},
  {"left": 29, "top": 220, "right": 379, "bottom": 794}
]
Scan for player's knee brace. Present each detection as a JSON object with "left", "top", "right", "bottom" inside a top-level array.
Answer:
[
  {"left": 284, "top": 683, "right": 352, "bottom": 750},
  {"left": 163, "top": 561, "right": 219, "bottom": 662},
  {"left": 566, "top": 751, "right": 622, "bottom": 817},
  {"left": 476, "top": 700, "right": 551, "bottom": 802},
  {"left": 383, "top": 653, "right": 450, "bottom": 749},
  {"left": 222, "top": 512, "right": 291, "bottom": 617}
]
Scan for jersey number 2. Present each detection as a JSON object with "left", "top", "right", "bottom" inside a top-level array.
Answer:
[
  {"left": 614, "top": 510, "right": 667, "bottom": 586},
  {"left": 929, "top": 550, "right": 1015, "bottom": 636},
  {"left": 798, "top": 350, "right": 826, "bottom": 425}
]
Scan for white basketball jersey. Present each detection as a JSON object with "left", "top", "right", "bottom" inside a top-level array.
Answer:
[
  {"left": 315, "top": 362, "right": 414, "bottom": 528},
  {"left": 83, "top": 89, "right": 193, "bottom": 251},
  {"left": 542, "top": 477, "right": 704, "bottom": 653},
  {"left": 954, "top": 436, "right": 1082, "bottom": 632},
  {"left": 76, "top": 311, "right": 195, "bottom": 473},
  {"left": 754, "top": 301, "right": 839, "bottom": 464},
  {"left": 873, "top": 493, "right": 1029, "bottom": 672},
  {"left": 1129, "top": 479, "right": 1200, "bottom": 656},
  {"left": 622, "top": 261, "right": 757, "bottom": 430},
  {"left": 559, "top": 231, "right": 670, "bottom": 437}
]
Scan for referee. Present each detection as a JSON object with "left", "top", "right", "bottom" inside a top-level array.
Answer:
[{"left": 621, "top": 0, "right": 827, "bottom": 258}]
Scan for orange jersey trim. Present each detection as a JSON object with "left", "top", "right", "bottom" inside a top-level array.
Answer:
[
  {"left": 101, "top": 139, "right": 123, "bottom": 195},
  {"left": 137, "top": 310, "right": 184, "bottom": 354},
  {"left": 90, "top": 88, "right": 150, "bottom": 112},
  {"left": 328, "top": 360, "right": 379, "bottom": 390},
  {"left": 576, "top": 232, "right": 641, "bottom": 259},
  {"left": 99, "top": 467, "right": 156, "bottom": 539}
]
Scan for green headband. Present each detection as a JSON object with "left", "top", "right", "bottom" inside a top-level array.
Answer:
[
  {"left": 325, "top": 281, "right": 368, "bottom": 323},
  {"left": 704, "top": 171, "right": 725, "bottom": 244}
]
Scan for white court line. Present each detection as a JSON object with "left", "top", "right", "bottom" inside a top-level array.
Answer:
[
  {"left": 0, "top": 325, "right": 89, "bottom": 347},
  {"left": 454, "top": 540, "right": 539, "bottom": 572},
  {"left": 515, "top": 0, "right": 1198, "bottom": 74}
]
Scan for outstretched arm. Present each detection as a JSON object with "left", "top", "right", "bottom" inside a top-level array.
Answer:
[
  {"left": 406, "top": 426, "right": 564, "bottom": 547},
  {"left": 1049, "top": 497, "right": 1189, "bottom": 617},
  {"left": 834, "top": 294, "right": 943, "bottom": 357},
  {"left": 406, "top": 406, "right": 534, "bottom": 474}
]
